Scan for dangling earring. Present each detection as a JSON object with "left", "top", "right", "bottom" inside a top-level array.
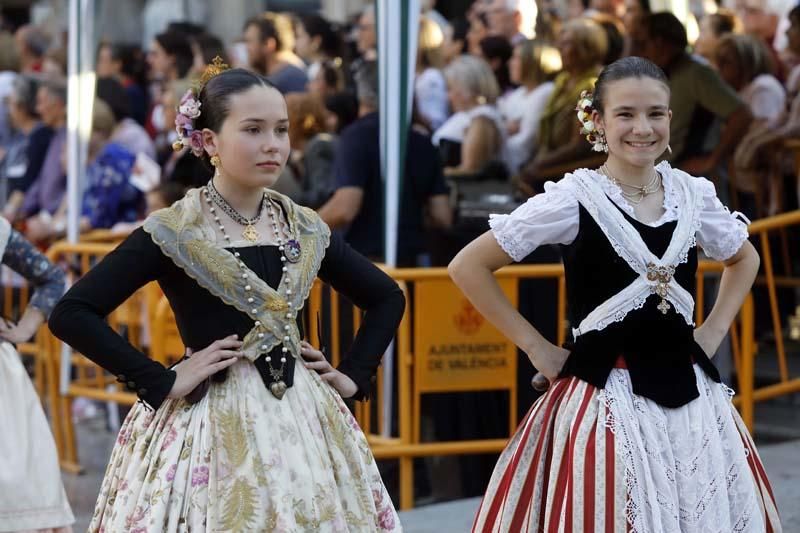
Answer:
[
  {"left": 210, "top": 155, "right": 221, "bottom": 167},
  {"left": 666, "top": 144, "right": 673, "bottom": 155},
  {"left": 597, "top": 129, "right": 609, "bottom": 153}
]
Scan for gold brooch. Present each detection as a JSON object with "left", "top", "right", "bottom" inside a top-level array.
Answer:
[{"left": 646, "top": 262, "right": 675, "bottom": 314}]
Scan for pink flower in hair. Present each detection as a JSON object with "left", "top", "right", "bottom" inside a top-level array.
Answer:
[
  {"left": 189, "top": 130, "right": 205, "bottom": 157},
  {"left": 175, "top": 113, "right": 193, "bottom": 135}
]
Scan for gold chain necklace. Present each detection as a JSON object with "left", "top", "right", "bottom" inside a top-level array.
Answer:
[{"left": 601, "top": 164, "right": 661, "bottom": 205}]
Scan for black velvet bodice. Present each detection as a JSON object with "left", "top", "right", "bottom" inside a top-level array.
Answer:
[
  {"left": 49, "top": 228, "right": 405, "bottom": 409},
  {"left": 558, "top": 203, "right": 720, "bottom": 407}
]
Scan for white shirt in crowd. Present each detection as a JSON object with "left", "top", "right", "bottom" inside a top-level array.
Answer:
[
  {"left": 415, "top": 67, "right": 450, "bottom": 132},
  {"left": 497, "top": 81, "right": 555, "bottom": 174}
]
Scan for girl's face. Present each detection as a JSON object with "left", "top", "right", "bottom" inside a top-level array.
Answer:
[
  {"left": 593, "top": 77, "right": 672, "bottom": 169},
  {"left": 203, "top": 85, "right": 291, "bottom": 190}
]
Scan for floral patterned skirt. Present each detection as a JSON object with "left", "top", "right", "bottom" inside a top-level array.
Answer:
[{"left": 90, "top": 359, "right": 401, "bottom": 532}]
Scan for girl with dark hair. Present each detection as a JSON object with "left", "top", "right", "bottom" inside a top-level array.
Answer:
[
  {"left": 49, "top": 66, "right": 403, "bottom": 531},
  {"left": 451, "top": 57, "right": 781, "bottom": 531}
]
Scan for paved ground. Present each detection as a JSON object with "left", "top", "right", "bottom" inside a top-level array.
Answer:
[{"left": 63, "top": 397, "right": 800, "bottom": 532}]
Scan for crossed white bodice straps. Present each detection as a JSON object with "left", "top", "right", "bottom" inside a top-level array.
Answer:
[{"left": 565, "top": 169, "right": 702, "bottom": 338}]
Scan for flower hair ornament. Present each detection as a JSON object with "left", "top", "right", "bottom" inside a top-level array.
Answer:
[
  {"left": 575, "top": 90, "right": 607, "bottom": 153},
  {"left": 172, "top": 56, "right": 230, "bottom": 156}
]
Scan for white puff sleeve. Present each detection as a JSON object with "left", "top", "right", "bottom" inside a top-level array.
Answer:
[
  {"left": 694, "top": 177, "right": 749, "bottom": 261},
  {"left": 488, "top": 179, "right": 580, "bottom": 262}
]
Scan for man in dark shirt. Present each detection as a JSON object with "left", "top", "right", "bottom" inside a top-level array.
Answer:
[
  {"left": 243, "top": 13, "right": 308, "bottom": 94},
  {"left": 318, "top": 61, "right": 452, "bottom": 266},
  {"left": 631, "top": 12, "right": 752, "bottom": 175}
]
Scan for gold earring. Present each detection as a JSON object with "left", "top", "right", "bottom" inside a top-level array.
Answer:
[{"left": 210, "top": 155, "right": 221, "bottom": 167}]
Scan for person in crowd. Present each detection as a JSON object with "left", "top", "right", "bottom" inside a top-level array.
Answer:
[
  {"left": 147, "top": 30, "right": 194, "bottom": 83},
  {"left": 273, "top": 92, "right": 337, "bottom": 209},
  {"left": 442, "top": 17, "right": 470, "bottom": 64},
  {"left": 96, "top": 42, "right": 149, "bottom": 125},
  {"left": 694, "top": 9, "right": 742, "bottom": 63},
  {"left": 243, "top": 13, "right": 308, "bottom": 93},
  {"left": 0, "top": 215, "right": 72, "bottom": 533},
  {"left": 715, "top": 34, "right": 786, "bottom": 215},
  {"left": 415, "top": 15, "right": 450, "bottom": 132},
  {"left": 190, "top": 32, "right": 230, "bottom": 76},
  {"left": 453, "top": 56, "right": 781, "bottom": 533},
  {"left": 293, "top": 13, "right": 342, "bottom": 78},
  {"left": 355, "top": 4, "right": 378, "bottom": 62},
  {"left": 17, "top": 78, "right": 67, "bottom": 226},
  {"left": 96, "top": 76, "right": 156, "bottom": 159},
  {"left": 733, "top": 0, "right": 787, "bottom": 80},
  {"left": 323, "top": 91, "right": 359, "bottom": 133},
  {"left": 42, "top": 47, "right": 67, "bottom": 77},
  {"left": 433, "top": 55, "right": 508, "bottom": 177},
  {"left": 467, "top": 10, "right": 491, "bottom": 56},
  {"left": 0, "top": 75, "right": 52, "bottom": 215},
  {"left": 14, "top": 25, "right": 49, "bottom": 74},
  {"left": 49, "top": 65, "right": 404, "bottom": 532},
  {"left": 0, "top": 31, "right": 19, "bottom": 148},
  {"left": 589, "top": 11, "right": 625, "bottom": 64},
  {"left": 631, "top": 12, "right": 753, "bottom": 176},
  {"left": 519, "top": 18, "right": 607, "bottom": 190},
  {"left": 486, "top": 0, "right": 538, "bottom": 44},
  {"left": 498, "top": 40, "right": 561, "bottom": 174},
  {"left": 319, "top": 61, "right": 452, "bottom": 266},
  {"left": 29, "top": 100, "right": 143, "bottom": 242},
  {"left": 306, "top": 58, "right": 346, "bottom": 98},
  {"left": 478, "top": 35, "right": 515, "bottom": 94}
]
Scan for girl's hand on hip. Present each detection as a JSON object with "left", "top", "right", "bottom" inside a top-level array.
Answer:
[
  {"left": 168, "top": 334, "right": 243, "bottom": 399},
  {"left": 301, "top": 340, "right": 358, "bottom": 398}
]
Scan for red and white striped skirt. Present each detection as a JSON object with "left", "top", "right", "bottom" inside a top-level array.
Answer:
[{"left": 473, "top": 367, "right": 782, "bottom": 532}]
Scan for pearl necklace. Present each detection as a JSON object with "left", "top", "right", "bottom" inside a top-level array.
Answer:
[
  {"left": 601, "top": 164, "right": 661, "bottom": 205},
  {"left": 201, "top": 186, "right": 295, "bottom": 399}
]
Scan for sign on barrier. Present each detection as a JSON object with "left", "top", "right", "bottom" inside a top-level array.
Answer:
[{"left": 414, "top": 278, "right": 518, "bottom": 392}]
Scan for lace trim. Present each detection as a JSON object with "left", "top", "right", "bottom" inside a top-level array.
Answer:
[
  {"left": 593, "top": 160, "right": 678, "bottom": 227},
  {"left": 568, "top": 167, "right": 700, "bottom": 335},
  {"left": 488, "top": 214, "right": 528, "bottom": 262},
  {"left": 599, "top": 369, "right": 761, "bottom": 532}
]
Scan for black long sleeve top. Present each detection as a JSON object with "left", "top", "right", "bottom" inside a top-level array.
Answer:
[{"left": 49, "top": 227, "right": 405, "bottom": 410}]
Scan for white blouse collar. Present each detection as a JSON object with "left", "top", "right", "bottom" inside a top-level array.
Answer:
[{"left": 586, "top": 160, "right": 678, "bottom": 228}]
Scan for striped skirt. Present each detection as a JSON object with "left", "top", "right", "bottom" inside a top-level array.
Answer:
[{"left": 473, "top": 366, "right": 782, "bottom": 532}]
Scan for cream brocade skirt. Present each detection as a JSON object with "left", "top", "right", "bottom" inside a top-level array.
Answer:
[
  {"left": 90, "top": 359, "right": 401, "bottom": 532},
  {"left": 0, "top": 342, "right": 74, "bottom": 532}
]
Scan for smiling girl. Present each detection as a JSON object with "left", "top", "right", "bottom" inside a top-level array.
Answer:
[
  {"left": 450, "top": 57, "right": 781, "bottom": 532},
  {"left": 49, "top": 66, "right": 403, "bottom": 532}
]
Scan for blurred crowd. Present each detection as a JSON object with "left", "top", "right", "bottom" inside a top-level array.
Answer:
[{"left": 0, "top": 0, "right": 798, "bottom": 266}]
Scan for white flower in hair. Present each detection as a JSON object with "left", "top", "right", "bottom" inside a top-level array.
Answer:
[
  {"left": 577, "top": 110, "right": 588, "bottom": 122},
  {"left": 179, "top": 98, "right": 202, "bottom": 119},
  {"left": 583, "top": 120, "right": 594, "bottom": 131},
  {"left": 592, "top": 142, "right": 606, "bottom": 152}
]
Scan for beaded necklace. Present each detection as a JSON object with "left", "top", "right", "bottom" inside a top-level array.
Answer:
[{"left": 201, "top": 185, "right": 301, "bottom": 399}]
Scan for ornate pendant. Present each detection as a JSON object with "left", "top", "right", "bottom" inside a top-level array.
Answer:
[
  {"left": 285, "top": 239, "right": 302, "bottom": 263},
  {"left": 242, "top": 224, "right": 260, "bottom": 243},
  {"left": 269, "top": 380, "right": 287, "bottom": 399}
]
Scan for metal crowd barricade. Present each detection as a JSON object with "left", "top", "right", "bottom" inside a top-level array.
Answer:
[{"left": 35, "top": 211, "right": 800, "bottom": 505}]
